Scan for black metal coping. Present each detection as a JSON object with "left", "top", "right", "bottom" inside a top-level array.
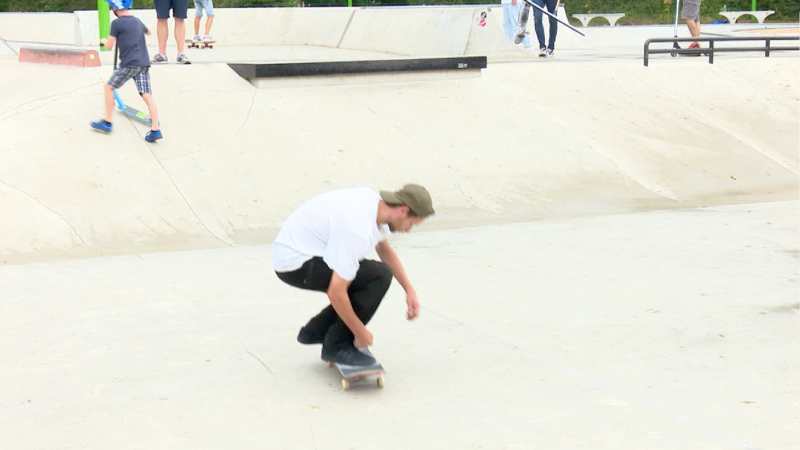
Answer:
[{"left": 227, "top": 56, "right": 487, "bottom": 79}]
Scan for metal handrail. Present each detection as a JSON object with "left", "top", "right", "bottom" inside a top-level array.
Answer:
[{"left": 644, "top": 35, "right": 799, "bottom": 66}]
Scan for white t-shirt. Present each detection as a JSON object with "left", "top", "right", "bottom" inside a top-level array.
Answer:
[{"left": 272, "top": 187, "right": 391, "bottom": 281}]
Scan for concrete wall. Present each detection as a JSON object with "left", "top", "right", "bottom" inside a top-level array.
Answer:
[
  {"left": 0, "top": 12, "right": 75, "bottom": 44},
  {"left": 31, "top": 7, "right": 526, "bottom": 60}
]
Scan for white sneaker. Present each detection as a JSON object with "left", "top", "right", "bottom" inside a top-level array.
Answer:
[
  {"left": 176, "top": 53, "right": 191, "bottom": 64},
  {"left": 202, "top": 35, "right": 216, "bottom": 44},
  {"left": 192, "top": 35, "right": 201, "bottom": 43},
  {"left": 150, "top": 53, "right": 168, "bottom": 63},
  {"left": 538, "top": 47, "right": 547, "bottom": 57}
]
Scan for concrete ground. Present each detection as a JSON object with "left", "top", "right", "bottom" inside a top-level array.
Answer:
[{"left": 0, "top": 6, "right": 798, "bottom": 450}]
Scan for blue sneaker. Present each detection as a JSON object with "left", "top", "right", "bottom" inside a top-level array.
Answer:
[
  {"left": 90, "top": 119, "right": 112, "bottom": 132},
  {"left": 144, "top": 129, "right": 162, "bottom": 142}
]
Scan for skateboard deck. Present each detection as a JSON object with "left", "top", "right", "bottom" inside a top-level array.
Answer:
[
  {"left": 327, "top": 348, "right": 386, "bottom": 390},
  {"left": 186, "top": 39, "right": 215, "bottom": 49},
  {"left": 513, "top": 4, "right": 530, "bottom": 45}
]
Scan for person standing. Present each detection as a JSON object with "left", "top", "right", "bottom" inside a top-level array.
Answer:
[
  {"left": 191, "top": 0, "right": 216, "bottom": 45},
  {"left": 151, "top": 0, "right": 190, "bottom": 64},
  {"left": 273, "top": 185, "right": 434, "bottom": 366},
  {"left": 532, "top": 0, "right": 558, "bottom": 57}
]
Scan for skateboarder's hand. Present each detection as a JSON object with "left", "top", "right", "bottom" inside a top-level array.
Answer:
[
  {"left": 354, "top": 329, "right": 373, "bottom": 348},
  {"left": 406, "top": 291, "right": 420, "bottom": 320}
]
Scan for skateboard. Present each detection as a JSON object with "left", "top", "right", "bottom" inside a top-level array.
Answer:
[
  {"left": 186, "top": 39, "right": 215, "bottom": 49},
  {"left": 513, "top": 4, "right": 530, "bottom": 45},
  {"left": 327, "top": 348, "right": 386, "bottom": 390}
]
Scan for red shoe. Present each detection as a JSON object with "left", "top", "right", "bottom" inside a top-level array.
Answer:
[{"left": 681, "top": 41, "right": 702, "bottom": 57}]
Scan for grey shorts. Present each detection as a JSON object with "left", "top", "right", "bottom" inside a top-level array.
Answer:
[
  {"left": 681, "top": 0, "right": 701, "bottom": 22},
  {"left": 195, "top": 0, "right": 215, "bottom": 17},
  {"left": 108, "top": 66, "right": 152, "bottom": 95},
  {"left": 154, "top": 0, "right": 188, "bottom": 19}
]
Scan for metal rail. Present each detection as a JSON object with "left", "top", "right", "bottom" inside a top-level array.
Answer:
[{"left": 644, "top": 35, "right": 799, "bottom": 66}]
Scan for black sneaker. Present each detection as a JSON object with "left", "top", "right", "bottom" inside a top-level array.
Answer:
[
  {"left": 321, "top": 346, "right": 376, "bottom": 366},
  {"left": 297, "top": 326, "right": 324, "bottom": 345}
]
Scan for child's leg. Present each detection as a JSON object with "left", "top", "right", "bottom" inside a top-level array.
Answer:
[
  {"left": 133, "top": 67, "right": 159, "bottom": 131},
  {"left": 194, "top": 16, "right": 201, "bottom": 36},
  {"left": 203, "top": 0, "right": 215, "bottom": 36},
  {"left": 103, "top": 83, "right": 114, "bottom": 122},
  {"left": 140, "top": 93, "right": 159, "bottom": 131}
]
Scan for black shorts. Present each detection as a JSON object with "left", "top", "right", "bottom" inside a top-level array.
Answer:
[{"left": 154, "top": 0, "right": 189, "bottom": 19}]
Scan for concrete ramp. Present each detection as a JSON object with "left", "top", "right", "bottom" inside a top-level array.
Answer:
[
  {"left": 339, "top": 6, "right": 521, "bottom": 60},
  {"left": 1, "top": 50, "right": 797, "bottom": 263}
]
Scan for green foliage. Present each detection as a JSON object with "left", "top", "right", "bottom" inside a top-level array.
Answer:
[{"left": 1, "top": 0, "right": 797, "bottom": 23}]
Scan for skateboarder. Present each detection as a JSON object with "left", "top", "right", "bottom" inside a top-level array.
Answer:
[
  {"left": 91, "top": 0, "right": 162, "bottom": 142},
  {"left": 273, "top": 185, "right": 434, "bottom": 366},
  {"left": 151, "top": 0, "right": 190, "bottom": 64},
  {"left": 191, "top": 0, "right": 216, "bottom": 45}
]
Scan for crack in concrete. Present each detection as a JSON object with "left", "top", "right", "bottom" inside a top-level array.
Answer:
[
  {"left": 0, "top": 83, "right": 98, "bottom": 120},
  {"left": 141, "top": 140, "right": 234, "bottom": 247},
  {"left": 233, "top": 90, "right": 258, "bottom": 141},
  {"left": 158, "top": 90, "right": 258, "bottom": 161},
  {"left": 189, "top": 297, "right": 277, "bottom": 385},
  {"left": 0, "top": 179, "right": 89, "bottom": 248},
  {"left": 301, "top": 410, "right": 318, "bottom": 450},
  {"left": 392, "top": 124, "right": 492, "bottom": 210}
]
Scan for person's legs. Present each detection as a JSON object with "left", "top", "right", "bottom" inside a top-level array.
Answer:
[
  {"left": 102, "top": 83, "right": 114, "bottom": 123},
  {"left": 545, "top": 0, "right": 558, "bottom": 50},
  {"left": 688, "top": 19, "right": 701, "bottom": 38},
  {"left": 93, "top": 66, "right": 134, "bottom": 131},
  {"left": 172, "top": 0, "right": 189, "bottom": 54},
  {"left": 153, "top": 0, "right": 172, "bottom": 56},
  {"left": 276, "top": 257, "right": 393, "bottom": 365},
  {"left": 502, "top": 3, "right": 515, "bottom": 40},
  {"left": 321, "top": 260, "right": 392, "bottom": 352},
  {"left": 203, "top": 0, "right": 215, "bottom": 37},
  {"left": 532, "top": 0, "right": 546, "bottom": 50},
  {"left": 174, "top": 19, "right": 186, "bottom": 54},
  {"left": 132, "top": 68, "right": 162, "bottom": 142},
  {"left": 194, "top": 0, "right": 203, "bottom": 36},
  {"left": 681, "top": 0, "right": 701, "bottom": 40},
  {"left": 156, "top": 18, "right": 169, "bottom": 55}
]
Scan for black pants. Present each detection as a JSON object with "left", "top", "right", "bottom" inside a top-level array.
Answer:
[{"left": 276, "top": 257, "right": 393, "bottom": 350}]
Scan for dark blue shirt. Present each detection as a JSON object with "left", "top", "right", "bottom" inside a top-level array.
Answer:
[{"left": 110, "top": 15, "right": 150, "bottom": 68}]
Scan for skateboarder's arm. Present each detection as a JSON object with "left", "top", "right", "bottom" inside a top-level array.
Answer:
[
  {"left": 328, "top": 271, "right": 373, "bottom": 347},
  {"left": 376, "top": 240, "right": 420, "bottom": 320}
]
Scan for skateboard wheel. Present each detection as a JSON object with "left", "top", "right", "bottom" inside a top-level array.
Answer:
[
  {"left": 342, "top": 379, "right": 350, "bottom": 390},
  {"left": 377, "top": 376, "right": 385, "bottom": 388}
]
